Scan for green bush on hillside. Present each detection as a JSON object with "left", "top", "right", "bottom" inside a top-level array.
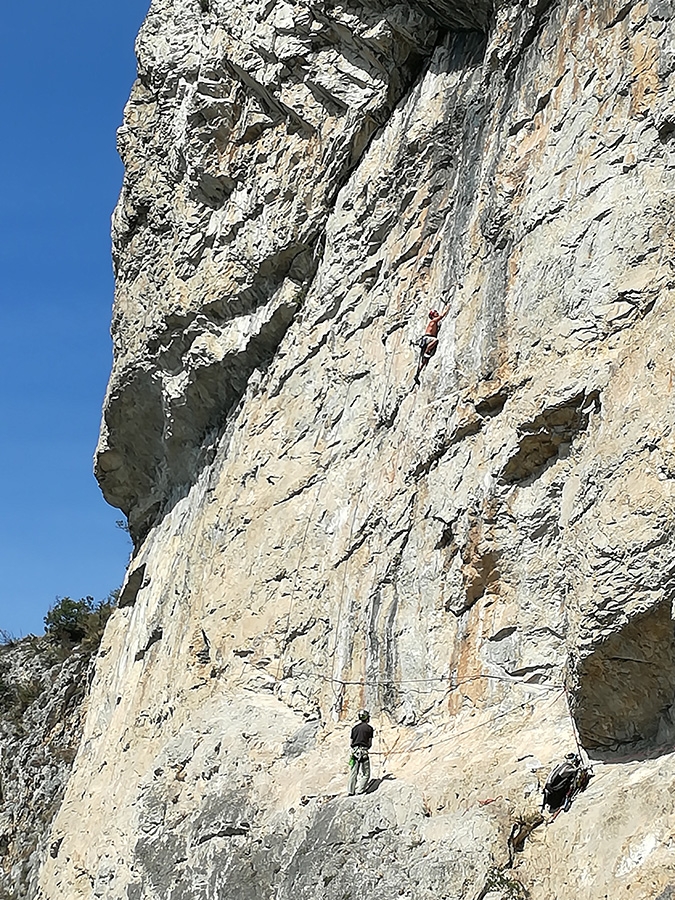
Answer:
[{"left": 44, "top": 592, "right": 117, "bottom": 649}]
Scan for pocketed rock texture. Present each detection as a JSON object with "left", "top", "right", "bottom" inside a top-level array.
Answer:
[{"left": 39, "top": 0, "right": 675, "bottom": 898}]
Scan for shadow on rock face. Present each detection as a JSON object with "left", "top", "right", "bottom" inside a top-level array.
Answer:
[
  {"left": 656, "top": 885, "right": 675, "bottom": 900},
  {"left": 97, "top": 295, "right": 300, "bottom": 546},
  {"left": 572, "top": 599, "right": 675, "bottom": 761},
  {"left": 364, "top": 773, "right": 396, "bottom": 794}
]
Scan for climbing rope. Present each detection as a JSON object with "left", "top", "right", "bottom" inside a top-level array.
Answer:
[
  {"left": 406, "top": 686, "right": 566, "bottom": 780},
  {"left": 326, "top": 316, "right": 387, "bottom": 714},
  {"left": 295, "top": 668, "right": 565, "bottom": 694},
  {"left": 272, "top": 315, "right": 378, "bottom": 717},
  {"left": 304, "top": 668, "right": 567, "bottom": 776},
  {"left": 328, "top": 469, "right": 370, "bottom": 719},
  {"left": 274, "top": 477, "right": 325, "bottom": 683},
  {"left": 275, "top": 302, "right": 378, "bottom": 691},
  {"left": 563, "top": 682, "right": 589, "bottom": 766},
  {"left": 405, "top": 689, "right": 564, "bottom": 763}
]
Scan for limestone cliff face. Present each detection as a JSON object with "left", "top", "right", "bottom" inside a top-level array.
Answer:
[{"left": 41, "top": 1, "right": 675, "bottom": 898}]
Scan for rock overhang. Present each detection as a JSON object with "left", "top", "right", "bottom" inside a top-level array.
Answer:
[
  {"left": 572, "top": 601, "right": 675, "bottom": 755},
  {"left": 414, "top": 0, "right": 493, "bottom": 31}
]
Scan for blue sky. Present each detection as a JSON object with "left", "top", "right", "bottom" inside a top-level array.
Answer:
[{"left": 0, "top": 1, "right": 151, "bottom": 636}]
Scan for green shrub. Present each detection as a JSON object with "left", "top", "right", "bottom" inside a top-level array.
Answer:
[
  {"left": 44, "top": 597, "right": 93, "bottom": 642},
  {"left": 44, "top": 592, "right": 117, "bottom": 649}
]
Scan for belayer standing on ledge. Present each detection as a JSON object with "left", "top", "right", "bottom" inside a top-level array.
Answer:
[
  {"left": 414, "top": 305, "right": 450, "bottom": 385},
  {"left": 347, "top": 709, "right": 374, "bottom": 796}
]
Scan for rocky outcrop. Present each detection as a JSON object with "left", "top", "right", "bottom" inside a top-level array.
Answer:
[
  {"left": 0, "top": 638, "right": 92, "bottom": 900},
  {"left": 39, "top": 0, "right": 675, "bottom": 898}
]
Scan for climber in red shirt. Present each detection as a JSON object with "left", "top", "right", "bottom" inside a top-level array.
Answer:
[{"left": 414, "top": 306, "right": 450, "bottom": 384}]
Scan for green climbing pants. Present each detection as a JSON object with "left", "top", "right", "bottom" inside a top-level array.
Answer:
[{"left": 348, "top": 747, "right": 370, "bottom": 795}]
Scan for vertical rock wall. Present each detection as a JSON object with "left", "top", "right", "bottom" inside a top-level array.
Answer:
[{"left": 40, "top": 0, "right": 675, "bottom": 898}]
